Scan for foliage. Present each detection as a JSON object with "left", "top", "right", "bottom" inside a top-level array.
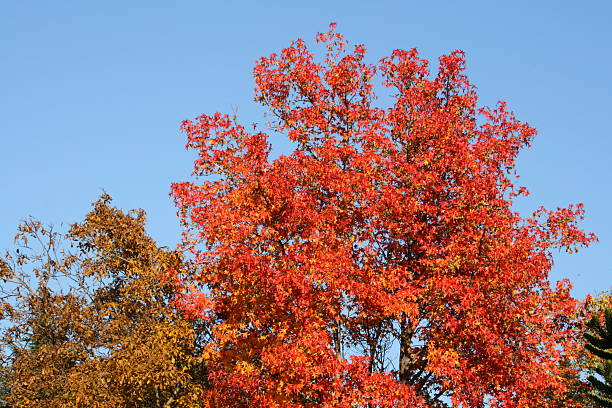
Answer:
[
  {"left": 171, "top": 24, "right": 596, "bottom": 407},
  {"left": 0, "top": 195, "right": 209, "bottom": 407},
  {"left": 584, "top": 291, "right": 612, "bottom": 407}
]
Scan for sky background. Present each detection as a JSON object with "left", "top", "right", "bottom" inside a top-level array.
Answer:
[{"left": 1, "top": 1, "right": 610, "bottom": 300}]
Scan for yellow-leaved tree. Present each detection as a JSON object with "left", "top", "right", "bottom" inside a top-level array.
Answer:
[{"left": 0, "top": 195, "right": 210, "bottom": 407}]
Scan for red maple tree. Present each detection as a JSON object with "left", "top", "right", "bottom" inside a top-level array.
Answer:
[{"left": 171, "top": 24, "right": 595, "bottom": 408}]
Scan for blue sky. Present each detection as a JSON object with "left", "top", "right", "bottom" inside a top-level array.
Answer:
[{"left": 1, "top": 1, "right": 610, "bottom": 300}]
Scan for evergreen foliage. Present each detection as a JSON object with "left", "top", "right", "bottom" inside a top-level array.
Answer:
[{"left": 585, "top": 307, "right": 612, "bottom": 407}]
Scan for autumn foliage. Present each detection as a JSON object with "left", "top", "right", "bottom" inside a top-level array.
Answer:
[
  {"left": 0, "top": 25, "right": 599, "bottom": 408},
  {"left": 0, "top": 196, "right": 209, "bottom": 407},
  {"left": 171, "top": 25, "right": 596, "bottom": 407}
]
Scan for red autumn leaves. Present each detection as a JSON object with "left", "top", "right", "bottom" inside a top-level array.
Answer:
[{"left": 171, "top": 25, "right": 595, "bottom": 407}]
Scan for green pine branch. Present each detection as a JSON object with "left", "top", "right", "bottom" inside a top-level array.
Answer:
[{"left": 585, "top": 306, "right": 612, "bottom": 407}]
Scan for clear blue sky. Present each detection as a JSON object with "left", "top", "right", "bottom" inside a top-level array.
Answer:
[{"left": 1, "top": 1, "right": 610, "bottom": 300}]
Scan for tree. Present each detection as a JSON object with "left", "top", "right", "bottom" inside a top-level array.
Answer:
[
  {"left": 543, "top": 291, "right": 612, "bottom": 408},
  {"left": 0, "top": 195, "right": 209, "bottom": 407},
  {"left": 171, "top": 24, "right": 596, "bottom": 407},
  {"left": 584, "top": 294, "right": 612, "bottom": 407}
]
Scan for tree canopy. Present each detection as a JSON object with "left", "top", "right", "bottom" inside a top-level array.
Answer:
[
  {"left": 0, "top": 195, "right": 209, "bottom": 407},
  {"left": 171, "top": 24, "right": 596, "bottom": 407}
]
